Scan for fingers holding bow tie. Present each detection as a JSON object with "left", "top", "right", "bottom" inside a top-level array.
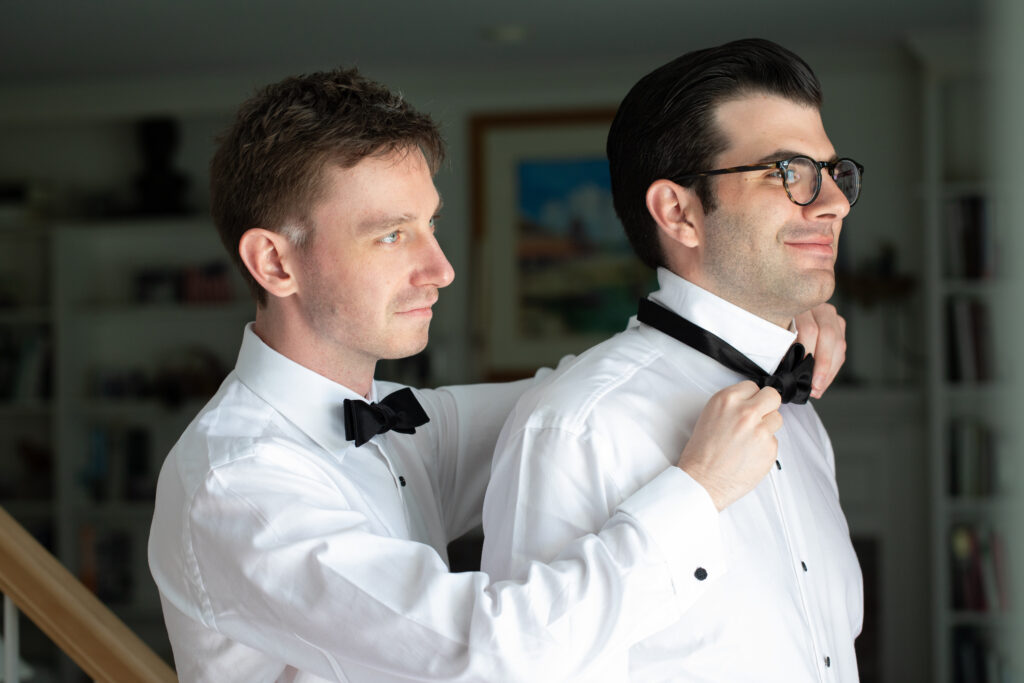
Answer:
[{"left": 794, "top": 303, "right": 847, "bottom": 399}]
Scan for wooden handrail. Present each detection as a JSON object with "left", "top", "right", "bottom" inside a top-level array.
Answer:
[{"left": 0, "top": 506, "right": 177, "bottom": 682}]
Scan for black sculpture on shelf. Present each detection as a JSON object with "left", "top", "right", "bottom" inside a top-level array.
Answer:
[{"left": 133, "top": 116, "right": 191, "bottom": 215}]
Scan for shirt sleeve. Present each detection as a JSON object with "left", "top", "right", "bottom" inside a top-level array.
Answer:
[
  {"left": 414, "top": 379, "right": 536, "bottom": 541},
  {"left": 480, "top": 421, "right": 727, "bottom": 632},
  {"left": 181, "top": 447, "right": 706, "bottom": 682}
]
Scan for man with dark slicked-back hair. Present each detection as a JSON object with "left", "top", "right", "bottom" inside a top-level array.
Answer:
[
  {"left": 483, "top": 38, "right": 862, "bottom": 682},
  {"left": 148, "top": 65, "right": 850, "bottom": 682}
]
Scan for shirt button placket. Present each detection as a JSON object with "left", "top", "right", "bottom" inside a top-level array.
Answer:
[{"left": 769, "top": 448, "right": 826, "bottom": 680}]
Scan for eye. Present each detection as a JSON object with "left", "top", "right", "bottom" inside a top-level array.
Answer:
[
  {"left": 771, "top": 165, "right": 799, "bottom": 183},
  {"left": 379, "top": 231, "right": 400, "bottom": 244}
]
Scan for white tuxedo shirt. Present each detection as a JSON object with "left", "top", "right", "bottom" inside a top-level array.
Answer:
[
  {"left": 150, "top": 323, "right": 726, "bottom": 682},
  {"left": 482, "top": 269, "right": 864, "bottom": 682}
]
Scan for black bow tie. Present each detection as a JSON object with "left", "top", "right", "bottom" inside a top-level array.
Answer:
[
  {"left": 344, "top": 388, "right": 430, "bottom": 447},
  {"left": 637, "top": 298, "right": 815, "bottom": 404}
]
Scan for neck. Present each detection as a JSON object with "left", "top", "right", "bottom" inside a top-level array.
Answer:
[
  {"left": 672, "top": 268, "right": 794, "bottom": 329},
  {"left": 253, "top": 307, "right": 375, "bottom": 398}
]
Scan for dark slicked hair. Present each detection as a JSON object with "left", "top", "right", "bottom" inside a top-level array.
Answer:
[
  {"left": 607, "top": 38, "right": 822, "bottom": 270},
  {"left": 210, "top": 67, "right": 445, "bottom": 304}
]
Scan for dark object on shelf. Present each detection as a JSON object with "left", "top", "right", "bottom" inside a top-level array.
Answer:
[
  {"left": 124, "top": 427, "right": 154, "bottom": 501},
  {"left": 952, "top": 625, "right": 1008, "bottom": 682},
  {"left": 835, "top": 243, "right": 916, "bottom": 309},
  {"left": 182, "top": 261, "right": 234, "bottom": 302},
  {"left": 945, "top": 195, "right": 993, "bottom": 280},
  {"left": 153, "top": 346, "right": 228, "bottom": 408},
  {"left": 0, "top": 181, "right": 30, "bottom": 229},
  {"left": 132, "top": 116, "right": 191, "bottom": 216},
  {"left": 79, "top": 525, "right": 134, "bottom": 604},
  {"left": 944, "top": 296, "right": 993, "bottom": 383},
  {"left": 835, "top": 272, "right": 916, "bottom": 308},
  {"left": 132, "top": 267, "right": 181, "bottom": 304},
  {"left": 16, "top": 437, "right": 53, "bottom": 500},
  {"left": 93, "top": 367, "right": 150, "bottom": 400},
  {"left": 0, "top": 326, "right": 53, "bottom": 401},
  {"left": 81, "top": 426, "right": 112, "bottom": 502},
  {"left": 132, "top": 261, "right": 234, "bottom": 304}
]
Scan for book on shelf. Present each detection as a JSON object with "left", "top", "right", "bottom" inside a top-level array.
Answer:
[
  {"left": 948, "top": 417, "right": 1000, "bottom": 497},
  {"left": 944, "top": 194, "right": 994, "bottom": 280},
  {"left": 950, "top": 522, "right": 1010, "bottom": 613},
  {"left": 78, "top": 523, "right": 134, "bottom": 604},
  {"left": 79, "top": 424, "right": 155, "bottom": 503},
  {"left": 131, "top": 260, "right": 235, "bottom": 304},
  {"left": 945, "top": 296, "right": 992, "bottom": 383},
  {"left": 952, "top": 625, "right": 1010, "bottom": 683},
  {"left": 1, "top": 436, "right": 53, "bottom": 501},
  {"left": 0, "top": 324, "right": 52, "bottom": 402}
]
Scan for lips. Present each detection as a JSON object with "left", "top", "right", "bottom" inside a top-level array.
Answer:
[
  {"left": 397, "top": 297, "right": 438, "bottom": 315},
  {"left": 784, "top": 232, "right": 834, "bottom": 257}
]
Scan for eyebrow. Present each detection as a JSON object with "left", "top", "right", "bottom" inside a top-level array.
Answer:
[
  {"left": 754, "top": 149, "right": 840, "bottom": 164},
  {"left": 356, "top": 197, "right": 444, "bottom": 234}
]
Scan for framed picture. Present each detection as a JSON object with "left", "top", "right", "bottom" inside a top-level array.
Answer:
[{"left": 470, "top": 110, "right": 656, "bottom": 379}]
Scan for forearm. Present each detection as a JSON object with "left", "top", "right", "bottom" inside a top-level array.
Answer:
[
  {"left": 179, "top": 466, "right": 705, "bottom": 681},
  {"left": 481, "top": 426, "right": 726, "bottom": 615}
]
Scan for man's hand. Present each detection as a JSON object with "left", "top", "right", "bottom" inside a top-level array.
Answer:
[
  {"left": 794, "top": 303, "right": 847, "bottom": 399},
  {"left": 677, "top": 381, "right": 783, "bottom": 511}
]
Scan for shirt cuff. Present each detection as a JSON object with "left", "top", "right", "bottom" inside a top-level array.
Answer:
[{"left": 617, "top": 467, "right": 726, "bottom": 604}]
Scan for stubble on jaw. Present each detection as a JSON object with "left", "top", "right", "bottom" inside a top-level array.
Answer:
[{"left": 700, "top": 213, "right": 837, "bottom": 326}]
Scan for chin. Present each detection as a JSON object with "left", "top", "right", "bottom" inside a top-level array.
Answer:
[
  {"left": 382, "top": 337, "right": 429, "bottom": 362},
  {"left": 799, "top": 272, "right": 835, "bottom": 304}
]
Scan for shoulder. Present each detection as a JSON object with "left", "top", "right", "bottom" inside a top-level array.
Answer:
[
  {"left": 511, "top": 329, "right": 664, "bottom": 432},
  {"left": 166, "top": 373, "right": 333, "bottom": 497}
]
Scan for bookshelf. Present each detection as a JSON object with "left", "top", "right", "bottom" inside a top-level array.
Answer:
[
  {"left": 0, "top": 214, "right": 58, "bottom": 671},
  {"left": 911, "top": 33, "right": 1013, "bottom": 682},
  {"left": 50, "top": 219, "right": 253, "bottom": 665}
]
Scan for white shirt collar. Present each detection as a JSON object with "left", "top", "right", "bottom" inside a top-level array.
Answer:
[
  {"left": 635, "top": 268, "right": 798, "bottom": 374},
  {"left": 233, "top": 322, "right": 377, "bottom": 456}
]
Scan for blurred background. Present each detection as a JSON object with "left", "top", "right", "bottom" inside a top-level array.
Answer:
[{"left": 0, "top": 1, "right": 1017, "bottom": 681}]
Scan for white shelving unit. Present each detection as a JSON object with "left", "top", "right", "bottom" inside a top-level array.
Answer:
[
  {"left": 911, "top": 33, "right": 1012, "bottom": 682},
  {"left": 50, "top": 218, "right": 253, "bottom": 665}
]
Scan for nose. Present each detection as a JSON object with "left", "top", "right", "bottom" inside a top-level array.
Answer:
[
  {"left": 413, "top": 232, "right": 455, "bottom": 288},
  {"left": 807, "top": 170, "right": 851, "bottom": 221}
]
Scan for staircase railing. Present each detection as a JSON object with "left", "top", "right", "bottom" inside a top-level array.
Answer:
[{"left": 0, "top": 505, "right": 176, "bottom": 682}]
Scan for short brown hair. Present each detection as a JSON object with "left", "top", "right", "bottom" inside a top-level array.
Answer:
[{"left": 210, "top": 67, "right": 445, "bottom": 304}]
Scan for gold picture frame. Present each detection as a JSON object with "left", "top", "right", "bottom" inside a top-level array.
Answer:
[{"left": 470, "top": 109, "right": 655, "bottom": 380}]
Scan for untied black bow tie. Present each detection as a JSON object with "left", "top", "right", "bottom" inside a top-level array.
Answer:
[
  {"left": 636, "top": 298, "right": 815, "bottom": 404},
  {"left": 343, "top": 387, "right": 430, "bottom": 447}
]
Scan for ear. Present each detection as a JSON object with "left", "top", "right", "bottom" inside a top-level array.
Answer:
[
  {"left": 645, "top": 179, "right": 704, "bottom": 249},
  {"left": 238, "top": 228, "right": 299, "bottom": 299}
]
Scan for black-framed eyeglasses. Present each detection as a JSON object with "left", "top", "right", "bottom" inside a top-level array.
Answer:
[{"left": 675, "top": 155, "right": 864, "bottom": 207}]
